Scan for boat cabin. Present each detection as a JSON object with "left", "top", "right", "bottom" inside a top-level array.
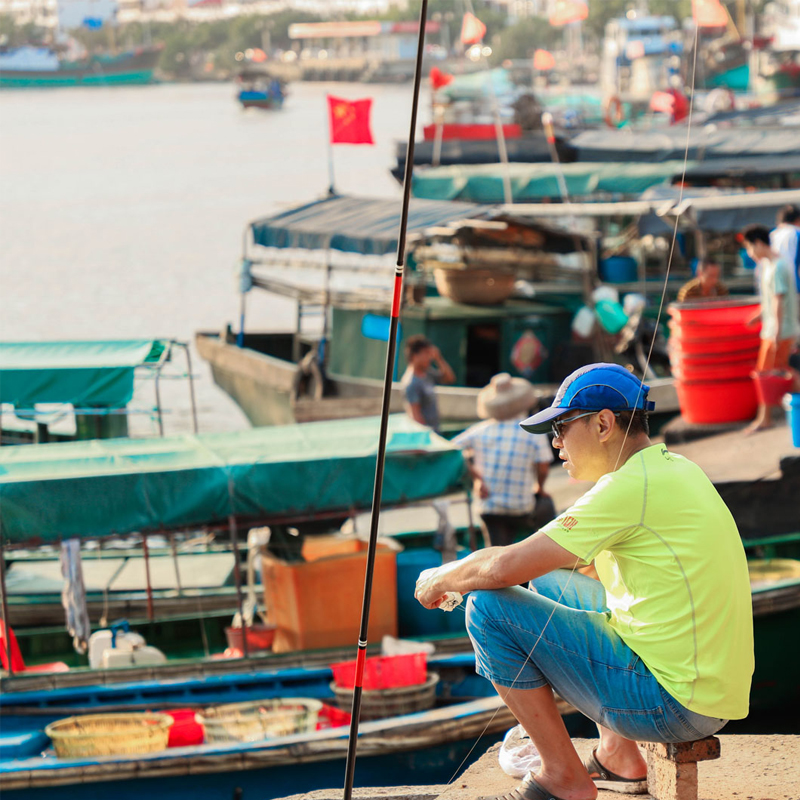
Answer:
[{"left": 196, "top": 193, "right": 598, "bottom": 428}]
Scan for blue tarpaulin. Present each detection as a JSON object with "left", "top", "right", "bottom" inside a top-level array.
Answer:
[{"left": 249, "top": 194, "right": 490, "bottom": 256}]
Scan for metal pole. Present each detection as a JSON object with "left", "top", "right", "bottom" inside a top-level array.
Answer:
[
  {"left": 227, "top": 477, "right": 249, "bottom": 659},
  {"left": 182, "top": 343, "right": 199, "bottom": 434},
  {"left": 0, "top": 535, "right": 14, "bottom": 676},
  {"left": 342, "top": 2, "right": 429, "bottom": 798},
  {"left": 227, "top": 514, "right": 249, "bottom": 660},
  {"left": 326, "top": 98, "right": 336, "bottom": 195},
  {"left": 485, "top": 66, "right": 513, "bottom": 205},
  {"left": 169, "top": 533, "right": 183, "bottom": 595},
  {"left": 142, "top": 535, "right": 155, "bottom": 622}
]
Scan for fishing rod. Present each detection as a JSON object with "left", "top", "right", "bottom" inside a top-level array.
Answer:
[{"left": 341, "top": 1, "right": 429, "bottom": 797}]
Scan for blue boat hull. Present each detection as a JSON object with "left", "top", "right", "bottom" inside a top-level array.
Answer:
[{"left": 1, "top": 734, "right": 503, "bottom": 800}]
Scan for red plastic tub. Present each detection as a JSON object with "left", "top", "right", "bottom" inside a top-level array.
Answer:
[
  {"left": 675, "top": 378, "right": 757, "bottom": 424},
  {"left": 668, "top": 333, "right": 760, "bottom": 356},
  {"left": 673, "top": 359, "right": 756, "bottom": 382},
  {"left": 331, "top": 653, "right": 427, "bottom": 690},
  {"left": 668, "top": 319, "right": 761, "bottom": 340},
  {"left": 668, "top": 345, "right": 760, "bottom": 369},
  {"left": 669, "top": 298, "right": 760, "bottom": 327}
]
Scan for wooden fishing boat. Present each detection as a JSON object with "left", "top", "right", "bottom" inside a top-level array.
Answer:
[
  {"left": 195, "top": 193, "right": 680, "bottom": 429},
  {"left": 0, "top": 45, "right": 161, "bottom": 88},
  {"left": 235, "top": 69, "right": 287, "bottom": 110},
  {"left": 0, "top": 338, "right": 198, "bottom": 444},
  {"left": 0, "top": 651, "right": 587, "bottom": 799},
  {"left": 0, "top": 414, "right": 471, "bottom": 670}
]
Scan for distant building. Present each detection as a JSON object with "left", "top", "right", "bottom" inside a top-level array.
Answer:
[
  {"left": 486, "top": 0, "right": 548, "bottom": 19},
  {"left": 288, "top": 19, "right": 441, "bottom": 62}
]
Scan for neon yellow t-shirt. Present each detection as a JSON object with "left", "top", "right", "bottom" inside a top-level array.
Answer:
[{"left": 541, "top": 444, "right": 754, "bottom": 720}]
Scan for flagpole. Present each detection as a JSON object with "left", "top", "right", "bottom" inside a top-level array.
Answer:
[
  {"left": 341, "top": 1, "right": 428, "bottom": 798},
  {"left": 326, "top": 95, "right": 336, "bottom": 194}
]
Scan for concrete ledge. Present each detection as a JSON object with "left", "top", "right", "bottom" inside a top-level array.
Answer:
[
  {"left": 278, "top": 787, "right": 446, "bottom": 800},
  {"left": 278, "top": 735, "right": 800, "bottom": 800},
  {"left": 434, "top": 735, "right": 799, "bottom": 800}
]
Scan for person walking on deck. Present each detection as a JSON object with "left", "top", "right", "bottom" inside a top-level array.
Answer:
[
  {"left": 415, "top": 363, "right": 754, "bottom": 800},
  {"left": 453, "top": 373, "right": 553, "bottom": 547},
  {"left": 401, "top": 335, "right": 455, "bottom": 432},
  {"left": 742, "top": 225, "right": 800, "bottom": 434}
]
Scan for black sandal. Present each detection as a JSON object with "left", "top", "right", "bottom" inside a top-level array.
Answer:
[
  {"left": 583, "top": 748, "right": 648, "bottom": 794},
  {"left": 479, "top": 772, "right": 569, "bottom": 800}
]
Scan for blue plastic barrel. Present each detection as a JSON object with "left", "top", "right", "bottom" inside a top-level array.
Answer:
[
  {"left": 599, "top": 256, "right": 638, "bottom": 283},
  {"left": 788, "top": 394, "right": 800, "bottom": 447}
]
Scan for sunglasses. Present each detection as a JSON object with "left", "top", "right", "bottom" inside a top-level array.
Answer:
[{"left": 551, "top": 410, "right": 621, "bottom": 439}]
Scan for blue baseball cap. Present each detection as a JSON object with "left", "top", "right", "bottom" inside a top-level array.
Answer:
[{"left": 520, "top": 363, "right": 655, "bottom": 434}]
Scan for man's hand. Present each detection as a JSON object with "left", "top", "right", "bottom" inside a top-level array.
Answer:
[
  {"left": 415, "top": 567, "right": 449, "bottom": 609},
  {"left": 429, "top": 345, "right": 456, "bottom": 384},
  {"left": 474, "top": 477, "right": 491, "bottom": 499}
]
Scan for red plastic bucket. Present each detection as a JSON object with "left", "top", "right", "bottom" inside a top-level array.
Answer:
[
  {"left": 751, "top": 371, "right": 793, "bottom": 406},
  {"left": 166, "top": 709, "right": 205, "bottom": 747},
  {"left": 224, "top": 624, "right": 276, "bottom": 653},
  {"left": 675, "top": 378, "right": 757, "bottom": 424},
  {"left": 668, "top": 343, "right": 759, "bottom": 367}
]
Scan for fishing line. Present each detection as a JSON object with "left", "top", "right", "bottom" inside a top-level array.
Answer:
[
  {"left": 615, "top": 22, "right": 701, "bottom": 469},
  {"left": 438, "top": 22, "right": 704, "bottom": 790}
]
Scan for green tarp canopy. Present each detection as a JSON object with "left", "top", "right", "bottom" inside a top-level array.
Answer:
[
  {"left": 0, "top": 415, "right": 467, "bottom": 543},
  {"left": 411, "top": 161, "right": 695, "bottom": 204},
  {"left": 0, "top": 340, "right": 167, "bottom": 409},
  {"left": 249, "top": 194, "right": 490, "bottom": 256}
]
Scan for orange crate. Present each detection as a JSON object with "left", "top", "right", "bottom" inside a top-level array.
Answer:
[
  {"left": 331, "top": 653, "right": 427, "bottom": 690},
  {"left": 262, "top": 544, "right": 397, "bottom": 653}
]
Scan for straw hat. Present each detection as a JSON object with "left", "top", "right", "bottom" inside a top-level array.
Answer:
[{"left": 477, "top": 373, "right": 536, "bottom": 421}]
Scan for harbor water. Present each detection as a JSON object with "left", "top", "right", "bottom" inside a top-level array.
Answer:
[{"left": 0, "top": 80, "right": 418, "bottom": 434}]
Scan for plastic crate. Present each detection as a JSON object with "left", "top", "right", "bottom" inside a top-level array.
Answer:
[{"left": 330, "top": 652, "right": 427, "bottom": 690}]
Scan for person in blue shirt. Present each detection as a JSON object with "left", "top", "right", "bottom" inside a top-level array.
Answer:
[{"left": 401, "top": 335, "right": 455, "bottom": 431}]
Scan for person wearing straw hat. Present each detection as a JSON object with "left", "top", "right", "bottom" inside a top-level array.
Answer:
[
  {"left": 416, "top": 363, "right": 753, "bottom": 800},
  {"left": 453, "top": 373, "right": 553, "bottom": 547}
]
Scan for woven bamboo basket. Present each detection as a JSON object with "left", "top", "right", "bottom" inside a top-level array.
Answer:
[
  {"left": 330, "top": 671, "right": 439, "bottom": 721},
  {"left": 45, "top": 712, "right": 173, "bottom": 758},
  {"left": 197, "top": 697, "right": 322, "bottom": 744},
  {"left": 432, "top": 267, "right": 516, "bottom": 305}
]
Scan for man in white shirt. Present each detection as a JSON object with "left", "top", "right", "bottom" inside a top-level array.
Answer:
[
  {"left": 770, "top": 204, "right": 800, "bottom": 296},
  {"left": 742, "top": 225, "right": 800, "bottom": 433}
]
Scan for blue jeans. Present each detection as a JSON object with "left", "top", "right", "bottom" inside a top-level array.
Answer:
[{"left": 465, "top": 570, "right": 728, "bottom": 743}]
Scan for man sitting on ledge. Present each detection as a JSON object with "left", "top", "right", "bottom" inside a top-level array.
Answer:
[{"left": 415, "top": 364, "right": 754, "bottom": 800}]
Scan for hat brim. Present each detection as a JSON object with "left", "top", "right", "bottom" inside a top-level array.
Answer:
[{"left": 519, "top": 406, "right": 571, "bottom": 434}]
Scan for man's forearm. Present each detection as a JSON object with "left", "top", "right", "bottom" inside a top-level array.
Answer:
[{"left": 415, "top": 532, "right": 579, "bottom": 608}]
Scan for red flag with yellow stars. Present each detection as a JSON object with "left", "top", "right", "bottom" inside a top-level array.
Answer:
[{"left": 327, "top": 95, "right": 374, "bottom": 145}]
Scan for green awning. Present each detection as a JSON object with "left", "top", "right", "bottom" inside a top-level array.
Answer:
[
  {"left": 411, "top": 161, "right": 695, "bottom": 203},
  {"left": 0, "top": 340, "right": 167, "bottom": 409},
  {"left": 0, "top": 415, "right": 467, "bottom": 543}
]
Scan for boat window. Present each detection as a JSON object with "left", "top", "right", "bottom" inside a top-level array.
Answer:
[{"left": 465, "top": 324, "right": 501, "bottom": 388}]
